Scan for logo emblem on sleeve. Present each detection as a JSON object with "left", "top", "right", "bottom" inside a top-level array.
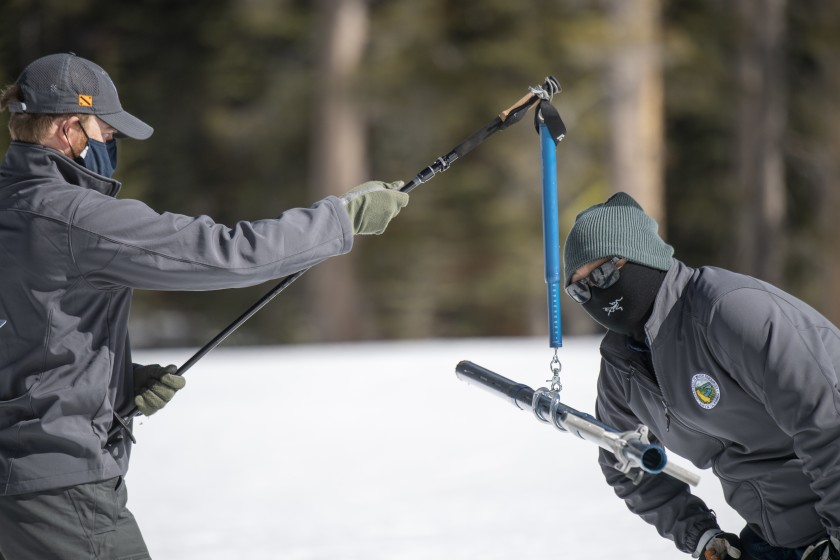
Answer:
[{"left": 691, "top": 373, "right": 720, "bottom": 409}]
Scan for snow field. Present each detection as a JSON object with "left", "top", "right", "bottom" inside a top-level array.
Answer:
[{"left": 129, "top": 337, "right": 744, "bottom": 559}]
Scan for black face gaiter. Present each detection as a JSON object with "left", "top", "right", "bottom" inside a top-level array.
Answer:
[{"left": 580, "top": 262, "right": 666, "bottom": 342}]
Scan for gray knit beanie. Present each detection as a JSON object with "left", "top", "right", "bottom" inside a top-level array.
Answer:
[{"left": 563, "top": 192, "right": 673, "bottom": 285}]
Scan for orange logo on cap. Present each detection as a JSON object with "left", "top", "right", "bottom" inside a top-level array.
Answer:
[{"left": 78, "top": 95, "right": 93, "bottom": 107}]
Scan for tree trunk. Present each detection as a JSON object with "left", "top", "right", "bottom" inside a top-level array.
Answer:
[
  {"left": 308, "top": 0, "right": 370, "bottom": 341},
  {"left": 605, "top": 0, "right": 665, "bottom": 228},
  {"left": 734, "top": 0, "right": 787, "bottom": 284}
]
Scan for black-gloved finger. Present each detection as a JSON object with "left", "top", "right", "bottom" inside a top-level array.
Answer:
[{"left": 133, "top": 363, "right": 159, "bottom": 392}]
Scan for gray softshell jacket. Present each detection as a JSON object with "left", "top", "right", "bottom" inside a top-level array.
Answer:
[
  {"left": 595, "top": 260, "right": 840, "bottom": 554},
  {"left": 0, "top": 142, "right": 353, "bottom": 496}
]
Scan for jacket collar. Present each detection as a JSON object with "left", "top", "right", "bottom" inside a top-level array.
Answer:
[
  {"left": 0, "top": 141, "right": 121, "bottom": 197},
  {"left": 644, "top": 259, "right": 695, "bottom": 344}
]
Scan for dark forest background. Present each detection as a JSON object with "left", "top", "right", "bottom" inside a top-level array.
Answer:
[{"left": 3, "top": 0, "right": 839, "bottom": 348}]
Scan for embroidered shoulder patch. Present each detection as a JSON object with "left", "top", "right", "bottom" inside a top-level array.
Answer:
[{"left": 691, "top": 373, "right": 720, "bottom": 409}]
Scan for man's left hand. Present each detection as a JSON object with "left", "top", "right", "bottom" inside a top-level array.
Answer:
[
  {"left": 133, "top": 364, "right": 185, "bottom": 416},
  {"left": 802, "top": 538, "right": 840, "bottom": 560}
]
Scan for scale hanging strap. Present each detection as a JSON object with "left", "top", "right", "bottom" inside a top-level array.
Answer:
[{"left": 534, "top": 99, "right": 567, "bottom": 146}]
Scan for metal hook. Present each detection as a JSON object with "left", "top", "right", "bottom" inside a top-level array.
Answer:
[
  {"left": 529, "top": 84, "right": 551, "bottom": 102},
  {"left": 549, "top": 391, "right": 568, "bottom": 432},
  {"left": 545, "top": 76, "right": 561, "bottom": 97},
  {"left": 547, "top": 349, "right": 563, "bottom": 393},
  {"left": 530, "top": 76, "right": 561, "bottom": 102},
  {"left": 532, "top": 387, "right": 551, "bottom": 424}
]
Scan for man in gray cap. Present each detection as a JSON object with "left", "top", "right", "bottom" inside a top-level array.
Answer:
[
  {"left": 564, "top": 192, "right": 840, "bottom": 560},
  {"left": 0, "top": 52, "right": 407, "bottom": 558}
]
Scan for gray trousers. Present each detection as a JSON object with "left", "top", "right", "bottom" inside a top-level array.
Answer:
[{"left": 0, "top": 476, "right": 150, "bottom": 560}]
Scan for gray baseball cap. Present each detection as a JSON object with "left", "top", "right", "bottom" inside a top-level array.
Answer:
[{"left": 6, "top": 52, "right": 153, "bottom": 140}]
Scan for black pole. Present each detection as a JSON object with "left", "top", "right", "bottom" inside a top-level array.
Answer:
[
  {"left": 112, "top": 77, "right": 561, "bottom": 439},
  {"left": 455, "top": 360, "right": 603, "bottom": 426}
]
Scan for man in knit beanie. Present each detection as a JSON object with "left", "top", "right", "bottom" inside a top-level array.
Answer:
[
  {"left": 563, "top": 192, "right": 840, "bottom": 560},
  {"left": 564, "top": 192, "right": 673, "bottom": 343}
]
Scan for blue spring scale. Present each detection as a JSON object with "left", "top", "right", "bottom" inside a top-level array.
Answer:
[{"left": 539, "top": 121, "right": 562, "bottom": 350}]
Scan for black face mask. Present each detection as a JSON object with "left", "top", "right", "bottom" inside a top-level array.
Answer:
[{"left": 580, "top": 262, "right": 666, "bottom": 342}]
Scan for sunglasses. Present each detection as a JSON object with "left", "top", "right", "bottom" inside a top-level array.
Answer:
[{"left": 565, "top": 256, "right": 623, "bottom": 303}]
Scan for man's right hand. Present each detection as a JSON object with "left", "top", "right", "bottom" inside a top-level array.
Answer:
[
  {"left": 802, "top": 538, "right": 840, "bottom": 560},
  {"left": 340, "top": 180, "right": 409, "bottom": 235},
  {"left": 700, "top": 532, "right": 742, "bottom": 560}
]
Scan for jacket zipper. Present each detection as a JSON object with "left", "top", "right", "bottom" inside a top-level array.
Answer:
[
  {"left": 638, "top": 375, "right": 673, "bottom": 433},
  {"left": 619, "top": 361, "right": 728, "bottom": 453},
  {"left": 636, "top": 374, "right": 725, "bottom": 450}
]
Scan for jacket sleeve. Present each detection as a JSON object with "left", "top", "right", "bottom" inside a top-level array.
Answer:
[
  {"left": 707, "top": 287, "right": 840, "bottom": 543},
  {"left": 67, "top": 190, "right": 354, "bottom": 290},
  {"left": 596, "top": 360, "right": 720, "bottom": 554}
]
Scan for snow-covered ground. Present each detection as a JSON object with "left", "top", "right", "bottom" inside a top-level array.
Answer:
[{"left": 129, "top": 337, "right": 744, "bottom": 559}]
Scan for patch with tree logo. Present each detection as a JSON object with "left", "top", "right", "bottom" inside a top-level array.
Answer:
[{"left": 691, "top": 373, "right": 720, "bottom": 409}]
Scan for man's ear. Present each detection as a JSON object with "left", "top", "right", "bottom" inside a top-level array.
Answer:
[{"left": 52, "top": 116, "right": 80, "bottom": 156}]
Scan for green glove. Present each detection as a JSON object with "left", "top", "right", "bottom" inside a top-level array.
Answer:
[
  {"left": 133, "top": 364, "right": 185, "bottom": 416},
  {"left": 340, "top": 180, "right": 409, "bottom": 235}
]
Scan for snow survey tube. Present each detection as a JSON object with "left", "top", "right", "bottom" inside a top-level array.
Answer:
[{"left": 455, "top": 360, "right": 700, "bottom": 487}]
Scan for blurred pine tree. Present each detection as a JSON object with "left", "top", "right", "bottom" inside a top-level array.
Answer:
[{"left": 2, "top": 0, "right": 839, "bottom": 346}]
